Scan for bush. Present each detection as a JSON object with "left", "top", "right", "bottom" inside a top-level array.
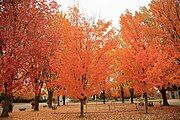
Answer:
[
  {"left": 12, "top": 96, "right": 47, "bottom": 103},
  {"left": 12, "top": 97, "right": 33, "bottom": 103},
  {"left": 39, "top": 97, "right": 47, "bottom": 103}
]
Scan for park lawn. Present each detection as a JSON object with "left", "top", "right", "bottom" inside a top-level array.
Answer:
[{"left": 1, "top": 102, "right": 180, "bottom": 120}]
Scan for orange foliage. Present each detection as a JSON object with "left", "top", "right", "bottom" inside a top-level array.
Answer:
[
  {"left": 50, "top": 6, "right": 117, "bottom": 100},
  {"left": 0, "top": 0, "right": 59, "bottom": 99},
  {"left": 115, "top": 0, "right": 179, "bottom": 95},
  {"left": 0, "top": 0, "right": 178, "bottom": 104}
]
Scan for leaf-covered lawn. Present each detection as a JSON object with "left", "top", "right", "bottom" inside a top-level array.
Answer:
[{"left": 2, "top": 103, "right": 180, "bottom": 120}]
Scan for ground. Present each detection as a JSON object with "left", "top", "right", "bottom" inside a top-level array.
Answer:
[{"left": 0, "top": 100, "right": 180, "bottom": 120}]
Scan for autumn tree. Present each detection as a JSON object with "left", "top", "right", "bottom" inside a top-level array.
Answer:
[
  {"left": 13, "top": 83, "right": 34, "bottom": 100},
  {"left": 47, "top": 12, "right": 70, "bottom": 106},
  {"left": 42, "top": 69, "right": 56, "bottom": 108},
  {"left": 118, "top": 0, "right": 179, "bottom": 109},
  {"left": 118, "top": 9, "right": 161, "bottom": 113},
  {"left": 50, "top": 6, "right": 117, "bottom": 117},
  {"left": 0, "top": 0, "right": 58, "bottom": 116},
  {"left": 146, "top": 0, "right": 180, "bottom": 106}
]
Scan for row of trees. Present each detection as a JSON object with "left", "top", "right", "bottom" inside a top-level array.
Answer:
[
  {"left": 0, "top": 0, "right": 59, "bottom": 117},
  {"left": 112, "top": 0, "right": 179, "bottom": 113},
  {"left": 0, "top": 0, "right": 179, "bottom": 117}
]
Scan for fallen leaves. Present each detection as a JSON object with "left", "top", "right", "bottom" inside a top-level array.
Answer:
[{"left": 2, "top": 103, "right": 180, "bottom": 120}]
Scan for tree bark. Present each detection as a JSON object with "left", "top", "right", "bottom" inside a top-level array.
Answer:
[
  {"left": 80, "top": 99, "right": 85, "bottom": 117},
  {"left": 121, "top": 88, "right": 124, "bottom": 103},
  {"left": 62, "top": 95, "right": 65, "bottom": 105},
  {"left": 129, "top": 88, "right": 134, "bottom": 103},
  {"left": 34, "top": 95, "right": 40, "bottom": 111},
  {"left": 1, "top": 102, "right": 10, "bottom": 117},
  {"left": 34, "top": 82, "right": 43, "bottom": 111},
  {"left": 102, "top": 90, "right": 106, "bottom": 104},
  {"left": 92, "top": 95, "right": 96, "bottom": 100},
  {"left": 47, "top": 89, "right": 54, "bottom": 108},
  {"left": 159, "top": 87, "right": 170, "bottom": 106},
  {"left": 57, "top": 96, "right": 60, "bottom": 106},
  {"left": 0, "top": 46, "right": 3, "bottom": 56},
  {"left": 1, "top": 95, "right": 10, "bottom": 117},
  {"left": 144, "top": 92, "right": 148, "bottom": 114},
  {"left": 1, "top": 83, "right": 10, "bottom": 117}
]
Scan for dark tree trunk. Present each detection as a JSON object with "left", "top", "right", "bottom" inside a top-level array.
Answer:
[
  {"left": 57, "top": 96, "right": 60, "bottom": 106},
  {"left": 1, "top": 83, "right": 10, "bottom": 117},
  {"left": 47, "top": 89, "right": 54, "bottom": 108},
  {"left": 159, "top": 87, "right": 170, "bottom": 106},
  {"left": 34, "top": 82, "right": 43, "bottom": 111},
  {"left": 0, "top": 46, "right": 3, "bottom": 56},
  {"left": 121, "top": 88, "right": 124, "bottom": 103},
  {"left": 144, "top": 92, "right": 148, "bottom": 114},
  {"left": 62, "top": 95, "right": 65, "bottom": 105},
  {"left": 102, "top": 90, "right": 106, "bottom": 104},
  {"left": 34, "top": 95, "right": 40, "bottom": 111},
  {"left": 1, "top": 95, "right": 10, "bottom": 117},
  {"left": 80, "top": 99, "right": 85, "bottom": 117},
  {"left": 92, "top": 95, "right": 96, "bottom": 100},
  {"left": 129, "top": 88, "right": 134, "bottom": 103},
  {"left": 1, "top": 102, "right": 9, "bottom": 117}
]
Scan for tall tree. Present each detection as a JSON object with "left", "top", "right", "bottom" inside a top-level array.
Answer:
[
  {"left": 51, "top": 6, "right": 117, "bottom": 117},
  {"left": 147, "top": 0, "right": 180, "bottom": 106},
  {"left": 118, "top": 10, "right": 159, "bottom": 113},
  {"left": 0, "top": 0, "right": 58, "bottom": 116},
  {"left": 118, "top": 0, "right": 179, "bottom": 108}
]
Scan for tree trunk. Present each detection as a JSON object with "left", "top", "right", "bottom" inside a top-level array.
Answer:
[
  {"left": 92, "top": 95, "right": 96, "bottom": 100},
  {"left": 121, "top": 88, "right": 124, "bottom": 103},
  {"left": 144, "top": 92, "right": 148, "bottom": 114},
  {"left": 34, "top": 95, "right": 40, "bottom": 111},
  {"left": 0, "top": 46, "right": 3, "bottom": 56},
  {"left": 57, "top": 96, "right": 60, "bottom": 106},
  {"left": 80, "top": 99, "right": 84, "bottom": 117},
  {"left": 34, "top": 82, "right": 43, "bottom": 111},
  {"left": 62, "top": 95, "right": 65, "bottom": 105},
  {"left": 47, "top": 89, "right": 54, "bottom": 108},
  {"left": 102, "top": 90, "right": 106, "bottom": 104},
  {"left": 1, "top": 96, "right": 10, "bottom": 117},
  {"left": 129, "top": 88, "right": 134, "bottom": 103},
  {"left": 159, "top": 87, "right": 169, "bottom": 106},
  {"left": 1, "top": 103, "right": 9, "bottom": 117},
  {"left": 1, "top": 83, "right": 10, "bottom": 117}
]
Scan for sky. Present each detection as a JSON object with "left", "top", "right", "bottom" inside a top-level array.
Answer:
[{"left": 56, "top": 0, "right": 152, "bottom": 28}]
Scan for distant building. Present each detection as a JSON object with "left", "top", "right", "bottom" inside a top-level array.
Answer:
[{"left": 167, "top": 85, "right": 180, "bottom": 99}]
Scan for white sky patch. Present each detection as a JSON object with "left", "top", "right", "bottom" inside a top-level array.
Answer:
[{"left": 56, "top": 0, "right": 152, "bottom": 28}]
